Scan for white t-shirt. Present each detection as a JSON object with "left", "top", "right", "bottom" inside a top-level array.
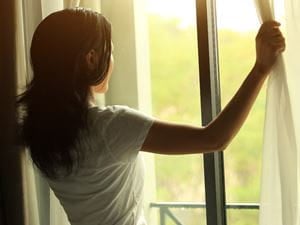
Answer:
[{"left": 47, "top": 105, "right": 154, "bottom": 225}]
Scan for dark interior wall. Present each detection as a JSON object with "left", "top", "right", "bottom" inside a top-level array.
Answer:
[
  {"left": 0, "top": 1, "right": 25, "bottom": 225},
  {"left": 0, "top": 190, "right": 4, "bottom": 225}
]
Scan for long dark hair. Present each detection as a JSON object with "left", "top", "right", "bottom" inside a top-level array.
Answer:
[{"left": 17, "top": 8, "right": 112, "bottom": 178}]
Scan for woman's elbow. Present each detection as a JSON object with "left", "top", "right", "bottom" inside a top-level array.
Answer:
[
  {"left": 205, "top": 139, "right": 228, "bottom": 153},
  {"left": 203, "top": 128, "right": 230, "bottom": 153},
  {"left": 215, "top": 139, "right": 230, "bottom": 152}
]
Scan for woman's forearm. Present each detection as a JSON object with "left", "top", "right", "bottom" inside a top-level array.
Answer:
[{"left": 205, "top": 64, "right": 268, "bottom": 149}]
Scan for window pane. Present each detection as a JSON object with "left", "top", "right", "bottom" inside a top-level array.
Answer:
[
  {"left": 216, "top": 0, "right": 262, "bottom": 224},
  {"left": 227, "top": 209, "right": 259, "bottom": 225},
  {"left": 151, "top": 207, "right": 207, "bottom": 225},
  {"left": 146, "top": 0, "right": 206, "bottom": 223}
]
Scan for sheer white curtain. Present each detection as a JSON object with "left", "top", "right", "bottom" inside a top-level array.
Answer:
[
  {"left": 255, "top": 1, "right": 300, "bottom": 225},
  {"left": 19, "top": 1, "right": 81, "bottom": 225}
]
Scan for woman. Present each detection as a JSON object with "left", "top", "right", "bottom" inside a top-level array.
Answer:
[{"left": 17, "top": 7, "right": 285, "bottom": 225}]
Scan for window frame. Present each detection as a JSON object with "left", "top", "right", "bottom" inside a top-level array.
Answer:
[{"left": 196, "top": 0, "right": 227, "bottom": 224}]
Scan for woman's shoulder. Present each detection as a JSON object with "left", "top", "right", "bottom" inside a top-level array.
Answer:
[
  {"left": 88, "top": 105, "right": 133, "bottom": 126},
  {"left": 89, "top": 104, "right": 131, "bottom": 118},
  {"left": 88, "top": 104, "right": 154, "bottom": 128},
  {"left": 89, "top": 104, "right": 152, "bottom": 118}
]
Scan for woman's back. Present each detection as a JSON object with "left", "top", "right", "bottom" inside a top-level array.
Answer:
[{"left": 47, "top": 106, "right": 153, "bottom": 225}]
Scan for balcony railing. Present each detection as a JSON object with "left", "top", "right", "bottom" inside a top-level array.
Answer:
[{"left": 150, "top": 202, "right": 259, "bottom": 225}]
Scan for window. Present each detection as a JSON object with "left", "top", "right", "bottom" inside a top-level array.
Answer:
[
  {"left": 147, "top": 0, "right": 264, "bottom": 224},
  {"left": 101, "top": 0, "right": 266, "bottom": 224}
]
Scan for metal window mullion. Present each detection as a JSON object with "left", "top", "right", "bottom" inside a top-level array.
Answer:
[{"left": 195, "top": 0, "right": 227, "bottom": 225}]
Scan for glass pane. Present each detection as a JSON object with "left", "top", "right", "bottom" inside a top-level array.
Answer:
[
  {"left": 146, "top": 0, "right": 205, "bottom": 216},
  {"left": 227, "top": 209, "right": 259, "bottom": 225},
  {"left": 216, "top": 0, "right": 261, "bottom": 224},
  {"left": 151, "top": 207, "right": 206, "bottom": 225}
]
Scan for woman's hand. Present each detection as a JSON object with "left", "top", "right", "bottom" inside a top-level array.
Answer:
[{"left": 254, "top": 21, "right": 285, "bottom": 75}]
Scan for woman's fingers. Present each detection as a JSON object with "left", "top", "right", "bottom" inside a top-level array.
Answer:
[
  {"left": 269, "top": 32, "right": 285, "bottom": 50},
  {"left": 259, "top": 21, "right": 285, "bottom": 48},
  {"left": 257, "top": 21, "right": 281, "bottom": 35},
  {"left": 257, "top": 21, "right": 282, "bottom": 40},
  {"left": 269, "top": 30, "right": 283, "bottom": 37}
]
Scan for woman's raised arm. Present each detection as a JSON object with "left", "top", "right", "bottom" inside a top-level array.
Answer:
[{"left": 141, "top": 21, "right": 285, "bottom": 154}]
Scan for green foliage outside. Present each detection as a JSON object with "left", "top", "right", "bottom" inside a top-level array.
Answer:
[{"left": 148, "top": 14, "right": 265, "bottom": 225}]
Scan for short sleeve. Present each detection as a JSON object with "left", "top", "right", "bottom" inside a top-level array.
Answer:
[{"left": 100, "top": 105, "right": 154, "bottom": 163}]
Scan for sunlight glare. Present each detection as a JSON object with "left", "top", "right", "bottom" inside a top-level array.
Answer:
[{"left": 146, "top": 0, "right": 262, "bottom": 31}]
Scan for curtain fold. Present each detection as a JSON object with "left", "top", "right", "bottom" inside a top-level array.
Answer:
[{"left": 255, "top": 1, "right": 300, "bottom": 225}]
